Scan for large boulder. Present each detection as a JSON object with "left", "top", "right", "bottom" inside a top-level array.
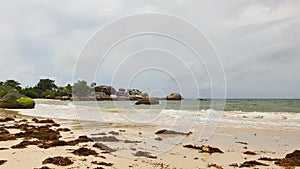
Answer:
[
  {"left": 94, "top": 86, "right": 116, "bottom": 96},
  {"left": 95, "top": 92, "right": 112, "bottom": 101},
  {"left": 135, "top": 98, "right": 159, "bottom": 105},
  {"left": 0, "top": 92, "right": 35, "bottom": 109},
  {"left": 166, "top": 93, "right": 182, "bottom": 100}
]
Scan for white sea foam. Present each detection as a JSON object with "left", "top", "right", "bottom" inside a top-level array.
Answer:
[{"left": 17, "top": 100, "right": 300, "bottom": 129}]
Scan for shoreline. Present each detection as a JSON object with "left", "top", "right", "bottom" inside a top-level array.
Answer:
[{"left": 1, "top": 109, "right": 300, "bottom": 168}]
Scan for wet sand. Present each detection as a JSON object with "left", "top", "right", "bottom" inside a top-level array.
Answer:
[{"left": 0, "top": 109, "right": 299, "bottom": 169}]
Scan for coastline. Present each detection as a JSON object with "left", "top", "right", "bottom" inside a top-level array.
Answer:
[{"left": 1, "top": 108, "right": 300, "bottom": 168}]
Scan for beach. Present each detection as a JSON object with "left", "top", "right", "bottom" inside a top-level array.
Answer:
[{"left": 0, "top": 100, "right": 300, "bottom": 169}]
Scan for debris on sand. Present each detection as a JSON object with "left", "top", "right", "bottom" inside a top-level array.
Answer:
[
  {"left": 93, "top": 136, "right": 120, "bottom": 142},
  {"left": 91, "top": 161, "right": 113, "bottom": 166},
  {"left": 0, "top": 160, "right": 7, "bottom": 165},
  {"left": 133, "top": 151, "right": 157, "bottom": 159},
  {"left": 11, "top": 140, "right": 41, "bottom": 149},
  {"left": 93, "top": 143, "right": 116, "bottom": 153},
  {"left": 123, "top": 140, "right": 142, "bottom": 143},
  {"left": 258, "top": 157, "right": 279, "bottom": 161},
  {"left": 275, "top": 150, "right": 300, "bottom": 167},
  {"left": 0, "top": 131, "right": 16, "bottom": 141},
  {"left": 108, "top": 131, "right": 119, "bottom": 135},
  {"left": 0, "top": 117, "right": 14, "bottom": 122},
  {"left": 91, "top": 132, "right": 106, "bottom": 136},
  {"left": 229, "top": 163, "right": 238, "bottom": 167},
  {"left": 14, "top": 125, "right": 60, "bottom": 141},
  {"left": 239, "top": 160, "right": 269, "bottom": 167},
  {"left": 155, "top": 137, "right": 163, "bottom": 141},
  {"left": 243, "top": 151, "right": 257, "bottom": 155},
  {"left": 208, "top": 163, "right": 223, "bottom": 169},
  {"left": 34, "top": 167, "right": 53, "bottom": 169},
  {"left": 32, "top": 118, "right": 55, "bottom": 123},
  {"left": 155, "top": 129, "right": 192, "bottom": 135},
  {"left": 72, "top": 147, "right": 98, "bottom": 156},
  {"left": 183, "top": 145, "right": 223, "bottom": 154},
  {"left": 42, "top": 156, "right": 73, "bottom": 166},
  {"left": 235, "top": 141, "right": 248, "bottom": 145},
  {"left": 56, "top": 128, "right": 71, "bottom": 132}
]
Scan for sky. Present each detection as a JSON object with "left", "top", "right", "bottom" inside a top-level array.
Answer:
[{"left": 0, "top": 0, "right": 299, "bottom": 98}]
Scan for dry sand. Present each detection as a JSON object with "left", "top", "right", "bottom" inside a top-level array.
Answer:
[{"left": 0, "top": 108, "right": 299, "bottom": 169}]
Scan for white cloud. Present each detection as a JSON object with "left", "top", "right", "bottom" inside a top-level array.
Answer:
[{"left": 0, "top": 0, "right": 299, "bottom": 98}]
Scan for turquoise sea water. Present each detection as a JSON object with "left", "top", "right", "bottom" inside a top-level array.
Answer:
[{"left": 10, "top": 99, "right": 300, "bottom": 129}]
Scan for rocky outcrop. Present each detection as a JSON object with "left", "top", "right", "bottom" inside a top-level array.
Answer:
[
  {"left": 0, "top": 92, "right": 35, "bottom": 109},
  {"left": 135, "top": 98, "right": 159, "bottom": 105},
  {"left": 166, "top": 93, "right": 182, "bottom": 100}
]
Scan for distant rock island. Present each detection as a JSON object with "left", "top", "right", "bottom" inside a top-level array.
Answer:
[{"left": 74, "top": 85, "right": 183, "bottom": 104}]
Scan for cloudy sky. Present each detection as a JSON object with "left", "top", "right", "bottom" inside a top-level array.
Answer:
[{"left": 0, "top": 0, "right": 299, "bottom": 98}]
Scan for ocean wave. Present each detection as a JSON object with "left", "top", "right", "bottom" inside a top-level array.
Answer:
[{"left": 16, "top": 101, "right": 300, "bottom": 129}]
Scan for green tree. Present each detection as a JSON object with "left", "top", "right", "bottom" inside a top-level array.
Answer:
[
  {"left": 73, "top": 80, "right": 90, "bottom": 97},
  {"left": 20, "top": 87, "right": 39, "bottom": 98},
  {"left": 0, "top": 85, "right": 15, "bottom": 98},
  {"left": 41, "top": 89, "right": 56, "bottom": 99},
  {"left": 4, "top": 79, "right": 21, "bottom": 91},
  {"left": 35, "top": 79, "right": 58, "bottom": 91}
]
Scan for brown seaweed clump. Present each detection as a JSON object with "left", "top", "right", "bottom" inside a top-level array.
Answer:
[
  {"left": 42, "top": 156, "right": 73, "bottom": 166},
  {"left": 91, "top": 161, "right": 113, "bottom": 166},
  {"left": 0, "top": 127, "right": 16, "bottom": 141},
  {"left": 0, "top": 160, "right": 7, "bottom": 165},
  {"left": 239, "top": 160, "right": 268, "bottom": 167},
  {"left": 72, "top": 147, "right": 98, "bottom": 156},
  {"left": 183, "top": 145, "right": 223, "bottom": 154},
  {"left": 208, "top": 163, "right": 223, "bottom": 169},
  {"left": 243, "top": 151, "right": 257, "bottom": 155},
  {"left": 275, "top": 150, "right": 300, "bottom": 167}
]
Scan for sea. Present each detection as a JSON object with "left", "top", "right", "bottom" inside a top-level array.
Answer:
[{"left": 16, "top": 99, "right": 300, "bottom": 130}]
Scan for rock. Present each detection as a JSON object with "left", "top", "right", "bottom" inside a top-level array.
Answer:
[
  {"left": 166, "top": 93, "right": 182, "bottom": 100},
  {"left": 155, "top": 129, "right": 191, "bottom": 135},
  {"left": 95, "top": 92, "right": 111, "bottom": 101},
  {"left": 135, "top": 98, "right": 159, "bottom": 105},
  {"left": 0, "top": 92, "right": 35, "bottom": 109},
  {"left": 94, "top": 86, "right": 116, "bottom": 96}
]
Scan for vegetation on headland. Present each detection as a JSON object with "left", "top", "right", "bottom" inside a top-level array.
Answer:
[
  {"left": 0, "top": 79, "right": 72, "bottom": 99},
  {"left": 0, "top": 79, "right": 182, "bottom": 102}
]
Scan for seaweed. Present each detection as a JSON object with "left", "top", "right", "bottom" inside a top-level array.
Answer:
[{"left": 42, "top": 156, "right": 73, "bottom": 166}]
